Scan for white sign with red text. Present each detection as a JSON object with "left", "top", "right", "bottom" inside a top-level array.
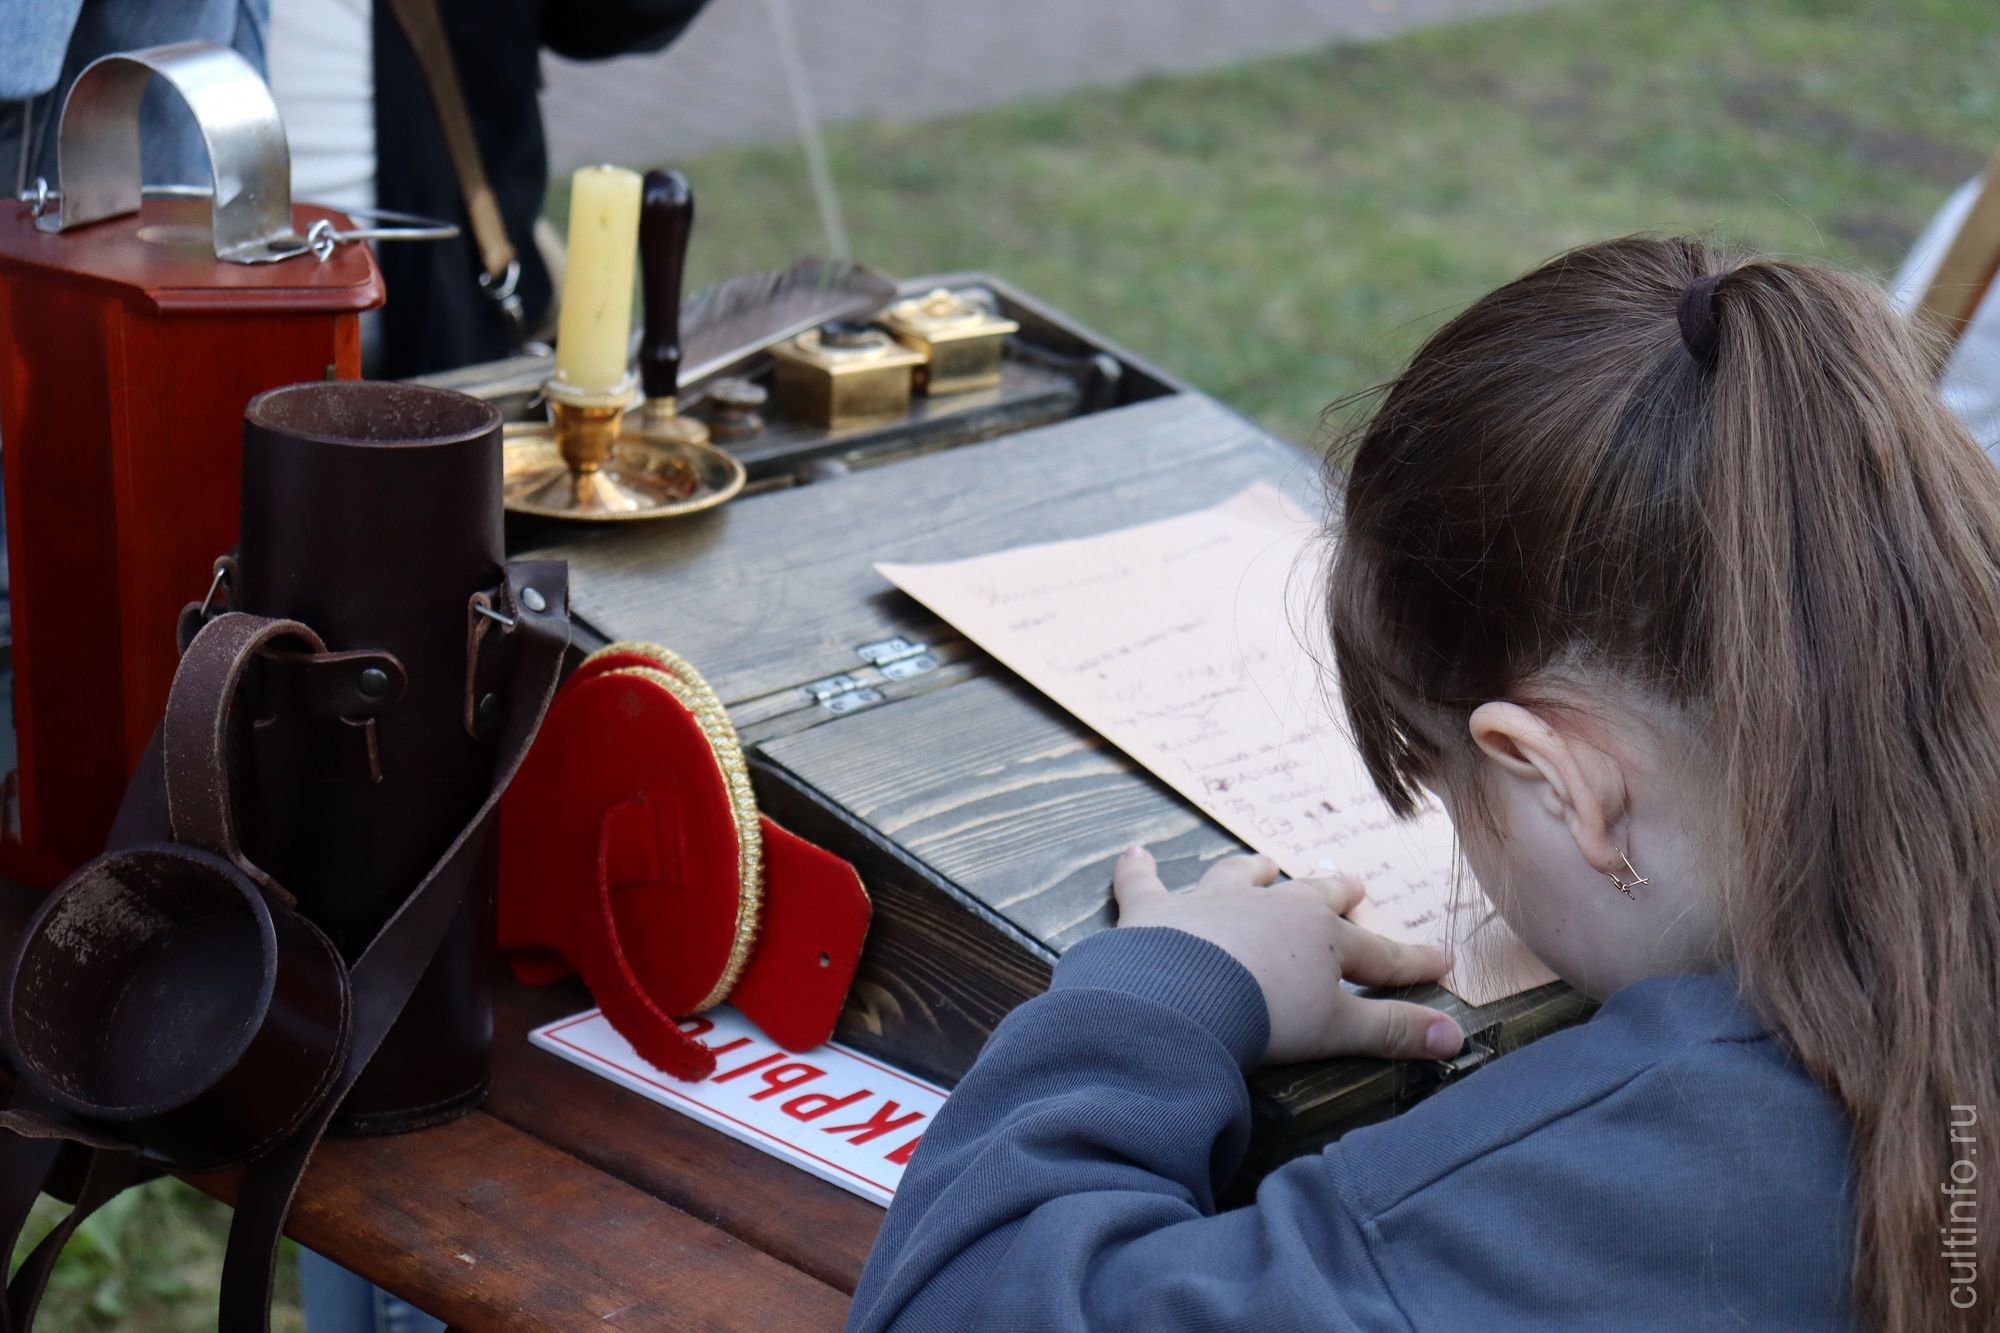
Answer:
[{"left": 528, "top": 1006, "right": 950, "bottom": 1206}]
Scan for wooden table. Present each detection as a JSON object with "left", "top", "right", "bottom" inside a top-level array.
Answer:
[
  {"left": 0, "top": 882, "right": 868, "bottom": 1329},
  {"left": 214, "top": 971, "right": 876, "bottom": 1327},
  {"left": 2, "top": 279, "right": 1590, "bottom": 1329}
]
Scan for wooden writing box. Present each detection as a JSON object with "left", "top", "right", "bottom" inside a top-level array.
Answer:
[{"left": 515, "top": 278, "right": 1592, "bottom": 1148}]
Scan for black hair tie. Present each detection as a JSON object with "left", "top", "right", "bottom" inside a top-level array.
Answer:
[{"left": 1677, "top": 272, "right": 1726, "bottom": 368}]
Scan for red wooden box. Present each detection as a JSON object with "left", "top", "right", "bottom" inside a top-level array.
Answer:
[{"left": 0, "top": 196, "right": 384, "bottom": 884}]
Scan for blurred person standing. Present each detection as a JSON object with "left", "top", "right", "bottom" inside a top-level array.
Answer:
[
  {"left": 1, "top": 0, "right": 267, "bottom": 195},
  {"left": 271, "top": 4, "right": 708, "bottom": 1329},
  {"left": 268, "top": 0, "right": 709, "bottom": 379},
  {"left": 0, "top": 0, "right": 267, "bottom": 633}
]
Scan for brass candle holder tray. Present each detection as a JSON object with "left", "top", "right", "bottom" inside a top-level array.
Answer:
[
  {"left": 501, "top": 419, "right": 747, "bottom": 521},
  {"left": 419, "top": 274, "right": 1173, "bottom": 500}
]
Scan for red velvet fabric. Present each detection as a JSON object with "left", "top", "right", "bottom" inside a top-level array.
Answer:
[{"left": 499, "top": 653, "right": 871, "bottom": 1081}]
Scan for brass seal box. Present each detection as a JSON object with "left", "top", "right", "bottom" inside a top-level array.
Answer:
[
  {"left": 770, "top": 322, "right": 929, "bottom": 428},
  {"left": 878, "top": 287, "right": 1020, "bottom": 396}
]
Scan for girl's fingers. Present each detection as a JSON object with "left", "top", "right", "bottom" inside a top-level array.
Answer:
[
  {"left": 1334, "top": 919, "right": 1452, "bottom": 989},
  {"left": 1202, "top": 854, "right": 1284, "bottom": 893},
  {"left": 1292, "top": 874, "right": 1366, "bottom": 916},
  {"left": 1110, "top": 845, "right": 1169, "bottom": 912},
  {"left": 1333, "top": 993, "right": 1464, "bottom": 1062}
]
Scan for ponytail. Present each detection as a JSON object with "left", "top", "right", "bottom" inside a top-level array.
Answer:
[
  {"left": 1329, "top": 236, "right": 2000, "bottom": 1330},
  {"left": 1703, "top": 257, "right": 2000, "bottom": 1328}
]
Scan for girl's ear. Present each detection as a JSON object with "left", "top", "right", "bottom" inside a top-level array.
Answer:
[{"left": 1467, "top": 702, "right": 1627, "bottom": 874}]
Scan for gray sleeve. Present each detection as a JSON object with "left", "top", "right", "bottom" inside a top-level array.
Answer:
[{"left": 845, "top": 927, "right": 1414, "bottom": 1332}]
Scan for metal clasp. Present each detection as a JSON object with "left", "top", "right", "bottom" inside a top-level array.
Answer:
[
  {"left": 1404, "top": 1037, "right": 1494, "bottom": 1100},
  {"left": 799, "top": 638, "right": 940, "bottom": 716},
  {"left": 856, "top": 635, "right": 939, "bottom": 681},
  {"left": 802, "top": 673, "right": 881, "bottom": 716},
  {"left": 480, "top": 259, "right": 526, "bottom": 332}
]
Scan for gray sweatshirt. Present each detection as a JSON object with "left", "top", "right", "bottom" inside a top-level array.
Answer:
[{"left": 848, "top": 926, "right": 1856, "bottom": 1330}]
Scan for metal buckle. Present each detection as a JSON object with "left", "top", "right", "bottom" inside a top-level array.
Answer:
[{"left": 480, "top": 259, "right": 526, "bottom": 331}]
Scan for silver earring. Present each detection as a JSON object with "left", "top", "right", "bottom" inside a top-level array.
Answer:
[{"left": 1607, "top": 849, "right": 1648, "bottom": 899}]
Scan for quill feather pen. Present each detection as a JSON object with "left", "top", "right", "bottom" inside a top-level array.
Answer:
[
  {"left": 415, "top": 258, "right": 897, "bottom": 406},
  {"left": 647, "top": 257, "right": 898, "bottom": 399}
]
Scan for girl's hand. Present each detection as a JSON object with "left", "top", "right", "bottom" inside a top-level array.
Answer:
[{"left": 1111, "top": 846, "right": 1464, "bottom": 1065}]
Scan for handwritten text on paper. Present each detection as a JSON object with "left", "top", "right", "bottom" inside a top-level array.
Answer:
[{"left": 876, "top": 483, "right": 1554, "bottom": 1006}]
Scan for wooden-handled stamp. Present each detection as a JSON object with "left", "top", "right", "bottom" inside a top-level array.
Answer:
[{"left": 636, "top": 168, "right": 713, "bottom": 447}]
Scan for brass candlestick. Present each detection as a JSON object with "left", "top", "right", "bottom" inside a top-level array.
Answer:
[
  {"left": 501, "top": 373, "right": 745, "bottom": 521},
  {"left": 501, "top": 170, "right": 746, "bottom": 522}
]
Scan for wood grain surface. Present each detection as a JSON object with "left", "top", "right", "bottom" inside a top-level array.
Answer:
[
  {"left": 750, "top": 754, "right": 1057, "bottom": 1091},
  {"left": 760, "top": 669, "right": 1235, "bottom": 954},
  {"left": 487, "top": 974, "right": 884, "bottom": 1295},
  {"left": 756, "top": 668, "right": 1596, "bottom": 1133},
  {"left": 533, "top": 393, "right": 1324, "bottom": 710},
  {"left": 188, "top": 1112, "right": 851, "bottom": 1330}
]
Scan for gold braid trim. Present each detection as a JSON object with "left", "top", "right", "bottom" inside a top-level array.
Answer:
[
  {"left": 585, "top": 643, "right": 763, "bottom": 1013},
  {"left": 595, "top": 642, "right": 740, "bottom": 744}
]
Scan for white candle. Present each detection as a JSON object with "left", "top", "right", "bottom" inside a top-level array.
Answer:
[{"left": 554, "top": 164, "right": 643, "bottom": 394}]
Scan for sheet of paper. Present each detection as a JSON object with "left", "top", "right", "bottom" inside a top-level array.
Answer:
[
  {"left": 530, "top": 1004, "right": 949, "bottom": 1206},
  {"left": 876, "top": 482, "right": 1555, "bottom": 1006}
]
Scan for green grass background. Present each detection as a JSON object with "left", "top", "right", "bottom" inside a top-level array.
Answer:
[
  {"left": 18, "top": 0, "right": 2000, "bottom": 1325},
  {"left": 552, "top": 0, "right": 2000, "bottom": 444}
]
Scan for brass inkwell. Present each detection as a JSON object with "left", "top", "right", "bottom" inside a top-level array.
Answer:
[
  {"left": 879, "top": 286, "right": 1019, "bottom": 395},
  {"left": 770, "top": 321, "right": 928, "bottom": 428},
  {"left": 503, "top": 168, "right": 745, "bottom": 521}
]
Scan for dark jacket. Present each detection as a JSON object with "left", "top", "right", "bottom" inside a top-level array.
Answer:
[
  {"left": 370, "top": 0, "right": 706, "bottom": 379},
  {"left": 849, "top": 927, "right": 1857, "bottom": 1331}
]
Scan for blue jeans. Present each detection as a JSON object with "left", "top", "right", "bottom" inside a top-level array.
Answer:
[
  {"left": 297, "top": 1250, "right": 446, "bottom": 1333},
  {"left": 0, "top": 0, "right": 268, "bottom": 190}
]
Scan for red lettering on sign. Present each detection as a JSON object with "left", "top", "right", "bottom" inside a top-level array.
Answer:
[
  {"left": 701, "top": 1036, "right": 753, "bottom": 1062},
  {"left": 885, "top": 1135, "right": 923, "bottom": 1166},
  {"left": 676, "top": 1017, "right": 716, "bottom": 1039},
  {"left": 712, "top": 1051, "right": 783, "bottom": 1083},
  {"left": 782, "top": 1088, "right": 872, "bottom": 1122},
  {"left": 822, "top": 1100, "right": 925, "bottom": 1145},
  {"left": 748, "top": 1063, "right": 827, "bottom": 1101}
]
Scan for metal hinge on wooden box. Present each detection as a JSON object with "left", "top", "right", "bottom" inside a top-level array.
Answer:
[{"left": 804, "top": 638, "right": 941, "bottom": 716}]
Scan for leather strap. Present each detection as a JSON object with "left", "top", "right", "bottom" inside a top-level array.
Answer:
[
  {"left": 0, "top": 562, "right": 570, "bottom": 1333},
  {"left": 0, "top": 1126, "right": 61, "bottom": 1333},
  {"left": 163, "top": 615, "right": 330, "bottom": 907},
  {"left": 176, "top": 563, "right": 409, "bottom": 724},
  {"left": 4, "top": 1143, "right": 153, "bottom": 1329},
  {"left": 384, "top": 0, "right": 522, "bottom": 315},
  {"left": 0, "top": 1095, "right": 162, "bottom": 1331},
  {"left": 216, "top": 560, "right": 569, "bottom": 1333},
  {"left": 260, "top": 648, "right": 409, "bottom": 721}
]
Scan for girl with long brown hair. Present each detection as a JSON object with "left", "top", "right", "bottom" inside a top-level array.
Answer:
[{"left": 849, "top": 236, "right": 2000, "bottom": 1331}]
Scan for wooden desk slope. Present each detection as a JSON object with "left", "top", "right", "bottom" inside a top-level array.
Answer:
[{"left": 531, "top": 392, "right": 1589, "bottom": 1132}]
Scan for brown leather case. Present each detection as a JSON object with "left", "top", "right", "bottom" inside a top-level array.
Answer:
[{"left": 235, "top": 381, "right": 507, "bottom": 1133}]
